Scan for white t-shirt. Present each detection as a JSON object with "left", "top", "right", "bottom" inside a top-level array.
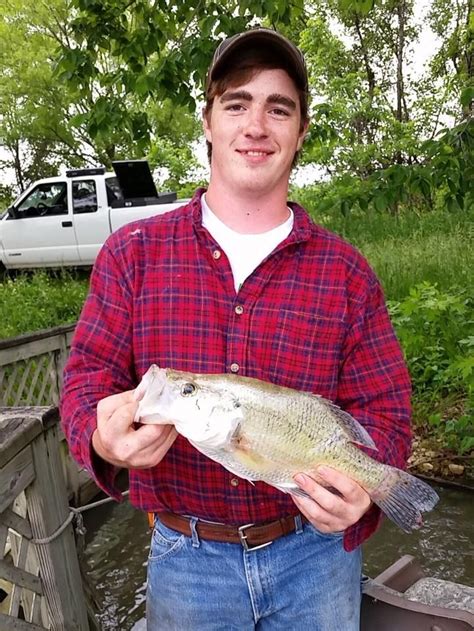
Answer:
[{"left": 201, "top": 194, "right": 294, "bottom": 292}]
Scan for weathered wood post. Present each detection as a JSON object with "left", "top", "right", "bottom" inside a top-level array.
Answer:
[{"left": 0, "top": 407, "right": 90, "bottom": 630}]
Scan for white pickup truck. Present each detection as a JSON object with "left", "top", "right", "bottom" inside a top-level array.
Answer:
[{"left": 0, "top": 160, "right": 188, "bottom": 270}]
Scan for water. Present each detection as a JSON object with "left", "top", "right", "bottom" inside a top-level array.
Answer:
[{"left": 82, "top": 484, "right": 473, "bottom": 630}]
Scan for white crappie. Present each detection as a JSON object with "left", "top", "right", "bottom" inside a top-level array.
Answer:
[{"left": 135, "top": 365, "right": 439, "bottom": 532}]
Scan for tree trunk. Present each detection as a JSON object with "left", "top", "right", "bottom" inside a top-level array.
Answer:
[
  {"left": 395, "top": 0, "right": 408, "bottom": 165},
  {"left": 12, "top": 141, "right": 25, "bottom": 193},
  {"left": 462, "top": 0, "right": 473, "bottom": 119},
  {"left": 354, "top": 16, "right": 376, "bottom": 147}
]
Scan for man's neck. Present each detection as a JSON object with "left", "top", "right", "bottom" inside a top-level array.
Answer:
[{"left": 205, "top": 181, "right": 290, "bottom": 234}]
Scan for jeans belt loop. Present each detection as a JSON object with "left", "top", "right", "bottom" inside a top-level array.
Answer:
[
  {"left": 190, "top": 517, "right": 200, "bottom": 548},
  {"left": 238, "top": 523, "right": 273, "bottom": 552},
  {"left": 294, "top": 514, "right": 303, "bottom": 534}
]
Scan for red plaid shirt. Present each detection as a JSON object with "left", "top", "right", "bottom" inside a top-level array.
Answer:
[{"left": 60, "top": 188, "right": 412, "bottom": 551}]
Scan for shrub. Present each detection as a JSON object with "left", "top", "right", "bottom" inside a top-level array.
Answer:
[{"left": 388, "top": 282, "right": 474, "bottom": 454}]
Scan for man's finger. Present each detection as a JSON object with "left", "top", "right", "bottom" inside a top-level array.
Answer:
[
  {"left": 100, "top": 401, "right": 139, "bottom": 435},
  {"left": 132, "top": 424, "right": 177, "bottom": 452},
  {"left": 294, "top": 473, "right": 346, "bottom": 516},
  {"left": 291, "top": 494, "right": 338, "bottom": 532},
  {"left": 133, "top": 427, "right": 179, "bottom": 468},
  {"left": 314, "top": 466, "right": 366, "bottom": 501},
  {"left": 97, "top": 390, "right": 136, "bottom": 419}
]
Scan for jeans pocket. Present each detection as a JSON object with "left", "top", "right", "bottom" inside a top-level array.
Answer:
[
  {"left": 306, "top": 522, "right": 344, "bottom": 540},
  {"left": 148, "top": 519, "right": 187, "bottom": 563}
]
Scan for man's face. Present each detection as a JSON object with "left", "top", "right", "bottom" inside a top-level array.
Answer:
[{"left": 204, "top": 69, "right": 307, "bottom": 197}]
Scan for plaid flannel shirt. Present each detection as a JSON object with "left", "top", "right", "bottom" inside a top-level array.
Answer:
[{"left": 60, "top": 188, "right": 412, "bottom": 551}]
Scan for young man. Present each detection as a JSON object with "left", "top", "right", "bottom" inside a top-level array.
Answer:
[{"left": 60, "top": 28, "right": 412, "bottom": 630}]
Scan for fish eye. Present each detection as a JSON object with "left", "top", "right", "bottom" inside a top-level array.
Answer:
[{"left": 181, "top": 383, "right": 196, "bottom": 397}]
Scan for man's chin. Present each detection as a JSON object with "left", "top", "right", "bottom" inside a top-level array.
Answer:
[{"left": 236, "top": 180, "right": 275, "bottom": 196}]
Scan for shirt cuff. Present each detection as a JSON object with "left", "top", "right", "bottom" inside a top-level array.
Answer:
[
  {"left": 343, "top": 504, "right": 382, "bottom": 551},
  {"left": 80, "top": 424, "right": 123, "bottom": 501}
]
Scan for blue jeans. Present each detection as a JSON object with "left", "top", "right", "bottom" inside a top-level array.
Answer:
[{"left": 146, "top": 515, "right": 362, "bottom": 630}]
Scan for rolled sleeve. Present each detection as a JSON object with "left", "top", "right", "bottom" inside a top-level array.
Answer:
[
  {"left": 59, "top": 238, "right": 136, "bottom": 499},
  {"left": 337, "top": 274, "right": 412, "bottom": 550}
]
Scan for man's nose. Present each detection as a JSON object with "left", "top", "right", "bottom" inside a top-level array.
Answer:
[{"left": 243, "top": 108, "right": 268, "bottom": 137}]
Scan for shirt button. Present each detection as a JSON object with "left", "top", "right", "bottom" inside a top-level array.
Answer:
[
  {"left": 230, "top": 477, "right": 239, "bottom": 487},
  {"left": 235, "top": 305, "right": 244, "bottom": 315},
  {"left": 212, "top": 249, "right": 221, "bottom": 260},
  {"left": 230, "top": 362, "right": 240, "bottom": 373}
]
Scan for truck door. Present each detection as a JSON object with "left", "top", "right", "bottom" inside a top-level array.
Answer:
[
  {"left": 1, "top": 181, "right": 80, "bottom": 268},
  {"left": 71, "top": 178, "right": 110, "bottom": 265}
]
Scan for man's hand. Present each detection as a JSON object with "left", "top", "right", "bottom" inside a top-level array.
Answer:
[
  {"left": 92, "top": 390, "right": 177, "bottom": 469},
  {"left": 292, "top": 466, "right": 372, "bottom": 533}
]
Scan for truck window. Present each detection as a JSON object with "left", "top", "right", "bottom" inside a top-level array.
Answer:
[
  {"left": 105, "top": 176, "right": 124, "bottom": 205},
  {"left": 15, "top": 182, "right": 67, "bottom": 218},
  {"left": 72, "top": 180, "right": 98, "bottom": 213}
]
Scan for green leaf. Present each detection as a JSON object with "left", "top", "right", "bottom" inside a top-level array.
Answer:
[
  {"left": 460, "top": 436, "right": 474, "bottom": 454},
  {"left": 460, "top": 86, "right": 474, "bottom": 108},
  {"left": 374, "top": 194, "right": 388, "bottom": 212}
]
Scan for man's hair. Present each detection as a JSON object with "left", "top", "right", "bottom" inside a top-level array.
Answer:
[{"left": 204, "top": 45, "right": 309, "bottom": 166}]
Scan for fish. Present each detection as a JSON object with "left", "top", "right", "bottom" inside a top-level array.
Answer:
[{"left": 134, "top": 365, "right": 439, "bottom": 532}]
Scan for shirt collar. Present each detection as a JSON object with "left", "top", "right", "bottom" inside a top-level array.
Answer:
[{"left": 189, "top": 187, "right": 314, "bottom": 245}]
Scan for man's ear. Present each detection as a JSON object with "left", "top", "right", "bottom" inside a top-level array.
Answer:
[
  {"left": 297, "top": 120, "right": 309, "bottom": 151},
  {"left": 202, "top": 107, "right": 212, "bottom": 143}
]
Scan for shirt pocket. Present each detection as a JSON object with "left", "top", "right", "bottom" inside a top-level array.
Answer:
[{"left": 257, "top": 309, "right": 346, "bottom": 395}]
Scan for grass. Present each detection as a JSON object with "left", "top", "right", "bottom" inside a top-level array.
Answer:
[
  {"left": 361, "top": 228, "right": 472, "bottom": 300},
  {"left": 0, "top": 270, "right": 89, "bottom": 340}
]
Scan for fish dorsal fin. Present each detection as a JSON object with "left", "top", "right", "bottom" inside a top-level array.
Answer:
[{"left": 313, "top": 395, "right": 378, "bottom": 450}]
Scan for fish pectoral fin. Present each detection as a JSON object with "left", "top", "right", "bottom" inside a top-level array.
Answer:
[
  {"left": 229, "top": 432, "right": 273, "bottom": 472},
  {"left": 231, "top": 444, "right": 271, "bottom": 471},
  {"left": 273, "top": 482, "right": 312, "bottom": 500}
]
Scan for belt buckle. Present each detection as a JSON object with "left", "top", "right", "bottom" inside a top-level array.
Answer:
[{"left": 238, "top": 522, "right": 273, "bottom": 552}]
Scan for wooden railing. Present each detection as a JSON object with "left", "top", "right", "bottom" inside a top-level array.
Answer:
[
  {"left": 0, "top": 407, "right": 91, "bottom": 630},
  {"left": 0, "top": 324, "right": 99, "bottom": 506},
  {"left": 0, "top": 325, "right": 76, "bottom": 407}
]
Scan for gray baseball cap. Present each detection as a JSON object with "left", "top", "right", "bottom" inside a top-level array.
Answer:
[{"left": 207, "top": 28, "right": 308, "bottom": 93}]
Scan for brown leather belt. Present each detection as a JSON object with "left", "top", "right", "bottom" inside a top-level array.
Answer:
[{"left": 157, "top": 511, "right": 303, "bottom": 551}]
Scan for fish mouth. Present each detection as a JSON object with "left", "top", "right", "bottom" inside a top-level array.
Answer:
[
  {"left": 135, "top": 365, "right": 165, "bottom": 400},
  {"left": 134, "top": 364, "right": 168, "bottom": 423}
]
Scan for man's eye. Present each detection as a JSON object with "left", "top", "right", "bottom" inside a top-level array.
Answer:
[
  {"left": 271, "top": 108, "right": 289, "bottom": 116},
  {"left": 226, "top": 104, "right": 244, "bottom": 111},
  {"left": 181, "top": 383, "right": 196, "bottom": 396}
]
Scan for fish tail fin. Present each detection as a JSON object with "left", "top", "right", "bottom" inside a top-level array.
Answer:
[{"left": 371, "top": 467, "right": 439, "bottom": 533}]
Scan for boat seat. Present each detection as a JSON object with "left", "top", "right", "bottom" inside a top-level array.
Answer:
[{"left": 404, "top": 577, "right": 474, "bottom": 613}]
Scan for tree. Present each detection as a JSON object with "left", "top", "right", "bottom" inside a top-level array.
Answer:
[
  {"left": 0, "top": 0, "right": 84, "bottom": 191},
  {"left": 55, "top": 0, "right": 307, "bottom": 146},
  {"left": 297, "top": 0, "right": 473, "bottom": 215},
  {"left": 300, "top": 0, "right": 421, "bottom": 177},
  {"left": 429, "top": 0, "right": 473, "bottom": 119},
  {"left": 0, "top": 0, "right": 203, "bottom": 193},
  {"left": 1, "top": 0, "right": 471, "bottom": 209}
]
